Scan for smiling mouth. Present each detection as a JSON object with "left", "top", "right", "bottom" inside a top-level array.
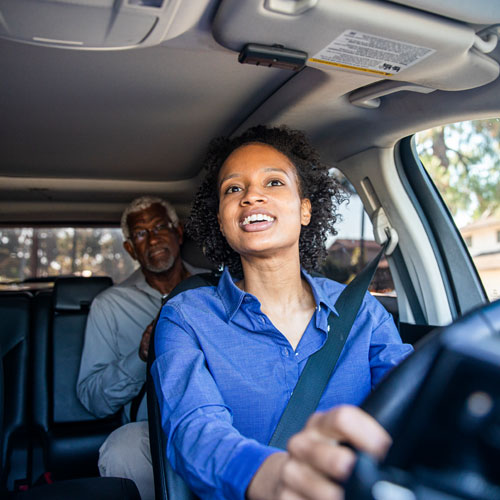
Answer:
[
  {"left": 148, "top": 247, "right": 169, "bottom": 258},
  {"left": 241, "top": 214, "right": 275, "bottom": 226}
]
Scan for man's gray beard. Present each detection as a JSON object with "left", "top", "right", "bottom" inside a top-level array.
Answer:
[{"left": 144, "top": 254, "right": 175, "bottom": 274}]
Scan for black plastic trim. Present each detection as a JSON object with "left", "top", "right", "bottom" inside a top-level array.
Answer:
[
  {"left": 396, "top": 136, "right": 486, "bottom": 317},
  {"left": 390, "top": 246, "right": 427, "bottom": 325}
]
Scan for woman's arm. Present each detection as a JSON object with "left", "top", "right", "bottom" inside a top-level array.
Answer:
[
  {"left": 152, "top": 303, "right": 279, "bottom": 500},
  {"left": 367, "top": 300, "right": 413, "bottom": 387}
]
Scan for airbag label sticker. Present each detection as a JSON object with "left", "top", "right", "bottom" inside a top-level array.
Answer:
[{"left": 310, "top": 30, "right": 435, "bottom": 76}]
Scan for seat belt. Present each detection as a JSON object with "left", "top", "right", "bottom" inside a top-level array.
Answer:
[
  {"left": 147, "top": 273, "right": 219, "bottom": 500},
  {"left": 268, "top": 239, "right": 389, "bottom": 450}
]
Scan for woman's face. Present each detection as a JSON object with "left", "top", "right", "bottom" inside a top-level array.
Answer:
[{"left": 217, "top": 143, "right": 311, "bottom": 261}]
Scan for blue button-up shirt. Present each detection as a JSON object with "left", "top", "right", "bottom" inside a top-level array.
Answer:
[{"left": 152, "top": 268, "right": 412, "bottom": 500}]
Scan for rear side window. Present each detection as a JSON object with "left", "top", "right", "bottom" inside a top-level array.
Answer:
[
  {"left": 320, "top": 170, "right": 395, "bottom": 296},
  {"left": 415, "top": 119, "right": 500, "bottom": 301},
  {"left": 0, "top": 227, "right": 137, "bottom": 285}
]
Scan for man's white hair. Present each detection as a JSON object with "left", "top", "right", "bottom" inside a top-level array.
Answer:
[{"left": 121, "top": 196, "right": 179, "bottom": 240}]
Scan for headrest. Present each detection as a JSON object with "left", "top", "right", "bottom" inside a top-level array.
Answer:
[
  {"left": 0, "top": 292, "right": 31, "bottom": 358},
  {"left": 53, "top": 277, "right": 113, "bottom": 312},
  {"left": 181, "top": 235, "right": 217, "bottom": 271}
]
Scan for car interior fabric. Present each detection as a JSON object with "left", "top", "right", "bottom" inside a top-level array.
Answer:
[
  {"left": 0, "top": 292, "right": 31, "bottom": 491},
  {"left": 51, "top": 277, "right": 114, "bottom": 423},
  {"left": 21, "top": 277, "right": 123, "bottom": 482},
  {"left": 12, "top": 476, "right": 141, "bottom": 500},
  {"left": 0, "top": 288, "right": 141, "bottom": 499}
]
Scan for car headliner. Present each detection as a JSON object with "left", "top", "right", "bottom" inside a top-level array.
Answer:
[{"left": 1, "top": 0, "right": 499, "bottom": 223}]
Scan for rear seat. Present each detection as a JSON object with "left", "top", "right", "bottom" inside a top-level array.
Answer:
[
  {"left": 0, "top": 292, "right": 31, "bottom": 491},
  {"left": 32, "top": 277, "right": 123, "bottom": 481},
  {"left": 0, "top": 276, "right": 125, "bottom": 493},
  {"left": 0, "top": 294, "right": 140, "bottom": 499}
]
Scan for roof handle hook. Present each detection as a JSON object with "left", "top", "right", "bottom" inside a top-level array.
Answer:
[
  {"left": 373, "top": 207, "right": 399, "bottom": 256},
  {"left": 474, "top": 33, "right": 498, "bottom": 54}
]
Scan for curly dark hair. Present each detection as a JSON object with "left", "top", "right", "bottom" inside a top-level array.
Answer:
[{"left": 186, "top": 125, "right": 347, "bottom": 276}]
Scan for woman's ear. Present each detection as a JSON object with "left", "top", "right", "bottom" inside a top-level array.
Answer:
[{"left": 300, "top": 198, "right": 312, "bottom": 226}]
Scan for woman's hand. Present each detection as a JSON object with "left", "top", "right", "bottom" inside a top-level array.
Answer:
[
  {"left": 247, "top": 405, "right": 391, "bottom": 500},
  {"left": 278, "top": 405, "right": 391, "bottom": 499}
]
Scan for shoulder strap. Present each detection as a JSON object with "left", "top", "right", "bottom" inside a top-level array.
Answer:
[
  {"left": 268, "top": 242, "right": 388, "bottom": 449},
  {"left": 161, "top": 273, "right": 221, "bottom": 305}
]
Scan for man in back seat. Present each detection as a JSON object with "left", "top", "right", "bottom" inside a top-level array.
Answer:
[{"left": 77, "top": 196, "right": 203, "bottom": 500}]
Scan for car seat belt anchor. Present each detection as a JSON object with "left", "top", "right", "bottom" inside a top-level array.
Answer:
[{"left": 372, "top": 207, "right": 399, "bottom": 255}]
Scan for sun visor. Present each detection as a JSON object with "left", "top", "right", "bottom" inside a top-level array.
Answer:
[
  {"left": 0, "top": 0, "right": 210, "bottom": 50},
  {"left": 213, "top": 0, "right": 499, "bottom": 92}
]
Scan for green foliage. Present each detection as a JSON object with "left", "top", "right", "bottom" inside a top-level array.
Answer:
[{"left": 415, "top": 119, "right": 500, "bottom": 222}]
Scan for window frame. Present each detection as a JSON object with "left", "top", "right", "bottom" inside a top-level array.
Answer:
[{"left": 396, "top": 136, "right": 487, "bottom": 317}]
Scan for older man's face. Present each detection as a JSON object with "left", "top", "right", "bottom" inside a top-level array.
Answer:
[{"left": 124, "top": 203, "right": 183, "bottom": 274}]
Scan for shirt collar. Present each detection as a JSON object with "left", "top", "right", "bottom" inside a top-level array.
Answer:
[
  {"left": 124, "top": 260, "right": 207, "bottom": 301},
  {"left": 121, "top": 267, "right": 162, "bottom": 300},
  {"left": 136, "top": 271, "right": 162, "bottom": 299},
  {"left": 217, "top": 268, "right": 246, "bottom": 321},
  {"left": 217, "top": 267, "right": 339, "bottom": 322},
  {"left": 301, "top": 269, "right": 338, "bottom": 318}
]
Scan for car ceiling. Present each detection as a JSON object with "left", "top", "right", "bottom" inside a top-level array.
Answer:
[{"left": 1, "top": 0, "right": 500, "bottom": 223}]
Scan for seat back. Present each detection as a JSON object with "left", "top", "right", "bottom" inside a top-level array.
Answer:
[
  {"left": 51, "top": 277, "right": 113, "bottom": 423},
  {"left": 32, "top": 277, "right": 122, "bottom": 480},
  {"left": 0, "top": 292, "right": 31, "bottom": 490},
  {"left": 147, "top": 319, "right": 197, "bottom": 500},
  {"left": 147, "top": 274, "right": 219, "bottom": 500}
]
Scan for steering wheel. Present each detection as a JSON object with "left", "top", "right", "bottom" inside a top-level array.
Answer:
[{"left": 346, "top": 299, "right": 500, "bottom": 500}]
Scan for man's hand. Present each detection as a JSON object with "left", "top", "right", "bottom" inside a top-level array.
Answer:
[
  {"left": 247, "top": 405, "right": 391, "bottom": 500},
  {"left": 139, "top": 322, "right": 154, "bottom": 362}
]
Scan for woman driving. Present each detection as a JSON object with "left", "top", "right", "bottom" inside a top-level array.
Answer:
[{"left": 151, "top": 125, "right": 412, "bottom": 499}]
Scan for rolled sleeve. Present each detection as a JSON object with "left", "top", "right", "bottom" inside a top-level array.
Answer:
[{"left": 369, "top": 310, "right": 413, "bottom": 388}]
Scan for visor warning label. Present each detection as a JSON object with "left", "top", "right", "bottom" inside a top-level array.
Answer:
[{"left": 310, "top": 30, "right": 435, "bottom": 76}]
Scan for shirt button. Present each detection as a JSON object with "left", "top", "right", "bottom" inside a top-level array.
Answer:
[
  {"left": 282, "top": 347, "right": 290, "bottom": 357},
  {"left": 318, "top": 304, "right": 321, "bottom": 311}
]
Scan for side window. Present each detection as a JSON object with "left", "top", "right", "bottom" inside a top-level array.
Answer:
[
  {"left": 0, "top": 227, "right": 137, "bottom": 286},
  {"left": 321, "top": 170, "right": 395, "bottom": 295},
  {"left": 415, "top": 119, "right": 500, "bottom": 301}
]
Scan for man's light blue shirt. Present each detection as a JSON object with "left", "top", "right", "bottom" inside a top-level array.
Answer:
[{"left": 152, "top": 267, "right": 412, "bottom": 500}]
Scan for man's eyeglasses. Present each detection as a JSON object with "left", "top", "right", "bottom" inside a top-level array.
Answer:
[{"left": 131, "top": 222, "right": 175, "bottom": 243}]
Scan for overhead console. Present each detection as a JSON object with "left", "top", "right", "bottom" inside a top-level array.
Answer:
[
  {"left": 0, "top": 0, "right": 211, "bottom": 49},
  {"left": 213, "top": 0, "right": 500, "bottom": 92}
]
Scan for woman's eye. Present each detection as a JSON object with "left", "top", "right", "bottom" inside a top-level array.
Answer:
[
  {"left": 267, "top": 179, "right": 284, "bottom": 187},
  {"left": 225, "top": 185, "right": 241, "bottom": 194}
]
